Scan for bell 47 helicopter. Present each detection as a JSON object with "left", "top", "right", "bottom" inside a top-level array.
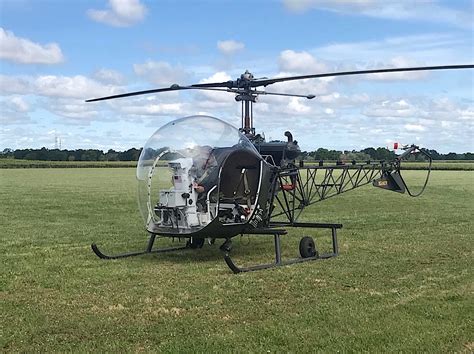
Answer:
[{"left": 86, "top": 64, "right": 473, "bottom": 273}]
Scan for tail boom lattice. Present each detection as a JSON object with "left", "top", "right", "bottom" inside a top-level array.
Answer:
[{"left": 269, "top": 145, "right": 431, "bottom": 223}]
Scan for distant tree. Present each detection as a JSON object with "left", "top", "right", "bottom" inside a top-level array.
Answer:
[
  {"left": 4, "top": 146, "right": 472, "bottom": 162},
  {"left": 81, "top": 150, "right": 100, "bottom": 161},
  {"left": 311, "top": 148, "right": 342, "bottom": 160},
  {"left": 426, "top": 149, "right": 441, "bottom": 160},
  {"left": 374, "top": 147, "right": 396, "bottom": 161},
  {"left": 106, "top": 149, "right": 119, "bottom": 161},
  {"left": 119, "top": 148, "right": 141, "bottom": 161},
  {"left": 341, "top": 152, "right": 371, "bottom": 162},
  {"left": 0, "top": 148, "right": 13, "bottom": 158},
  {"left": 311, "top": 148, "right": 328, "bottom": 160},
  {"left": 361, "top": 147, "right": 377, "bottom": 159},
  {"left": 299, "top": 151, "right": 309, "bottom": 160},
  {"left": 464, "top": 152, "right": 474, "bottom": 160},
  {"left": 48, "top": 149, "right": 68, "bottom": 161},
  {"left": 445, "top": 152, "right": 458, "bottom": 160},
  {"left": 24, "top": 151, "right": 39, "bottom": 160}
]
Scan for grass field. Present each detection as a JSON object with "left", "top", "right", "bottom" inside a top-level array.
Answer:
[{"left": 1, "top": 168, "right": 472, "bottom": 351}]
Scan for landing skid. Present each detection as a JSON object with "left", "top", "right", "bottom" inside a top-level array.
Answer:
[
  {"left": 220, "top": 223, "right": 342, "bottom": 273},
  {"left": 91, "top": 233, "right": 187, "bottom": 260}
]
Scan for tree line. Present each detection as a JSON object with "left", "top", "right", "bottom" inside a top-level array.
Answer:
[
  {"left": 1, "top": 147, "right": 142, "bottom": 162},
  {"left": 302, "top": 147, "right": 473, "bottom": 161},
  {"left": 1, "top": 147, "right": 473, "bottom": 161}
]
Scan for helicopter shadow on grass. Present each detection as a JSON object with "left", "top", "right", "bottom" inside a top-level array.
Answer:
[{"left": 140, "top": 236, "right": 281, "bottom": 265}]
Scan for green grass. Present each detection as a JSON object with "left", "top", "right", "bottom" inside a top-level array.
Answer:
[{"left": 1, "top": 169, "right": 472, "bottom": 351}]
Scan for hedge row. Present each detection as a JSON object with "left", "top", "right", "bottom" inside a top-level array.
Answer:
[{"left": 1, "top": 159, "right": 473, "bottom": 170}]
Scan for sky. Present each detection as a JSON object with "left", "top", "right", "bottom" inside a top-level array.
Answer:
[{"left": 0, "top": 0, "right": 473, "bottom": 153}]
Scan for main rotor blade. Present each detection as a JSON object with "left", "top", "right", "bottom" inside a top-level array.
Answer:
[
  {"left": 85, "top": 85, "right": 238, "bottom": 102},
  {"left": 253, "top": 64, "right": 474, "bottom": 87},
  {"left": 86, "top": 64, "right": 474, "bottom": 102},
  {"left": 85, "top": 85, "right": 190, "bottom": 102},
  {"left": 190, "top": 81, "right": 235, "bottom": 89}
]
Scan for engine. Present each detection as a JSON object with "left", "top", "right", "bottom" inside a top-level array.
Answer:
[
  {"left": 155, "top": 158, "right": 203, "bottom": 229},
  {"left": 252, "top": 131, "right": 301, "bottom": 167}
]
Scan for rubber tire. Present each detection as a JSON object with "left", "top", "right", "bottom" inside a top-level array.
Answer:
[
  {"left": 299, "top": 236, "right": 318, "bottom": 258},
  {"left": 187, "top": 237, "right": 205, "bottom": 249}
]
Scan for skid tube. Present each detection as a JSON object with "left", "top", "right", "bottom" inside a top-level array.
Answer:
[
  {"left": 221, "top": 222, "right": 342, "bottom": 273},
  {"left": 91, "top": 233, "right": 188, "bottom": 260}
]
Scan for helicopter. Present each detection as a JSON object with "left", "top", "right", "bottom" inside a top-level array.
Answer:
[{"left": 86, "top": 64, "right": 473, "bottom": 273}]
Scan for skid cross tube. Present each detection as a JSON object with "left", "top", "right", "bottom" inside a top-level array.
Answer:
[
  {"left": 221, "top": 223, "right": 341, "bottom": 273},
  {"left": 91, "top": 233, "right": 188, "bottom": 260},
  {"left": 270, "top": 221, "right": 342, "bottom": 258}
]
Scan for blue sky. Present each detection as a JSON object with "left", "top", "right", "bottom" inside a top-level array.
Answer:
[{"left": 1, "top": 0, "right": 473, "bottom": 153}]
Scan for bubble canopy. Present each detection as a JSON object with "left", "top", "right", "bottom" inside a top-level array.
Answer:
[{"left": 136, "top": 115, "right": 260, "bottom": 234}]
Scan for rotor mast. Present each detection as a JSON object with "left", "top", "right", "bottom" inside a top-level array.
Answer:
[
  {"left": 233, "top": 70, "right": 315, "bottom": 138},
  {"left": 235, "top": 70, "right": 257, "bottom": 137}
]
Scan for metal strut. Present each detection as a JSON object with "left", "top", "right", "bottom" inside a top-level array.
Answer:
[
  {"left": 220, "top": 223, "right": 341, "bottom": 273},
  {"left": 91, "top": 233, "right": 188, "bottom": 260}
]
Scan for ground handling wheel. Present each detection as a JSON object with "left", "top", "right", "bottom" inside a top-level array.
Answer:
[
  {"left": 299, "top": 236, "right": 318, "bottom": 258},
  {"left": 187, "top": 237, "right": 205, "bottom": 249}
]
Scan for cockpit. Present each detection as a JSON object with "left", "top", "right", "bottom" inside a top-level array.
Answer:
[{"left": 136, "top": 115, "right": 267, "bottom": 235}]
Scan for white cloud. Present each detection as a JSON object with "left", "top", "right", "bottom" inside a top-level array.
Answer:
[
  {"left": 318, "top": 92, "right": 371, "bottom": 107},
  {"left": 404, "top": 124, "right": 425, "bottom": 132},
  {"left": 217, "top": 40, "right": 245, "bottom": 55},
  {"left": 0, "top": 74, "right": 122, "bottom": 100},
  {"left": 363, "top": 99, "right": 417, "bottom": 118},
  {"left": 93, "top": 68, "right": 125, "bottom": 85},
  {"left": 0, "top": 28, "right": 64, "bottom": 64},
  {"left": 265, "top": 75, "right": 332, "bottom": 100},
  {"left": 133, "top": 60, "right": 189, "bottom": 86},
  {"left": 48, "top": 98, "right": 100, "bottom": 122},
  {"left": 0, "top": 96, "right": 32, "bottom": 125},
  {"left": 282, "top": 0, "right": 472, "bottom": 29},
  {"left": 365, "top": 56, "right": 428, "bottom": 81},
  {"left": 0, "top": 110, "right": 31, "bottom": 125},
  {"left": 314, "top": 33, "right": 472, "bottom": 68},
  {"left": 279, "top": 50, "right": 327, "bottom": 73},
  {"left": 0, "top": 75, "right": 31, "bottom": 94},
  {"left": 87, "top": 0, "right": 147, "bottom": 27},
  {"left": 36, "top": 75, "right": 121, "bottom": 99},
  {"left": 119, "top": 102, "right": 184, "bottom": 116},
  {"left": 195, "top": 71, "right": 233, "bottom": 103},
  {"left": 441, "top": 121, "right": 453, "bottom": 128},
  {"left": 9, "top": 96, "right": 29, "bottom": 112},
  {"left": 324, "top": 108, "right": 334, "bottom": 115},
  {"left": 287, "top": 97, "right": 311, "bottom": 114},
  {"left": 458, "top": 108, "right": 474, "bottom": 121}
]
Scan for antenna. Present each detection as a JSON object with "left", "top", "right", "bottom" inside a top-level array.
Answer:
[{"left": 54, "top": 133, "right": 62, "bottom": 149}]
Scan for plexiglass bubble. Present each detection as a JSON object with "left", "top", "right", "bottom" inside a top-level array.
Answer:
[{"left": 136, "top": 115, "right": 259, "bottom": 234}]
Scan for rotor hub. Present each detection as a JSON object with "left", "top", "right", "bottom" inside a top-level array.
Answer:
[{"left": 240, "top": 70, "right": 254, "bottom": 81}]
